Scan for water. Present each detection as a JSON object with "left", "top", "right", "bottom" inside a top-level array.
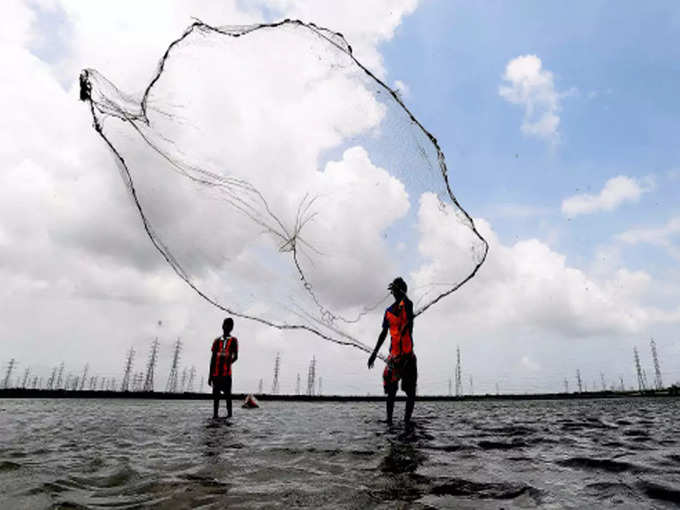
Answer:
[{"left": 1, "top": 398, "right": 680, "bottom": 509}]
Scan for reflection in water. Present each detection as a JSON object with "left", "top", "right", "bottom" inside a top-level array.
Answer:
[
  {"left": 1, "top": 399, "right": 679, "bottom": 508},
  {"left": 377, "top": 437, "right": 430, "bottom": 503}
]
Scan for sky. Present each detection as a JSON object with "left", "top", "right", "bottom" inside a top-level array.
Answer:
[{"left": 2, "top": 0, "right": 680, "bottom": 395}]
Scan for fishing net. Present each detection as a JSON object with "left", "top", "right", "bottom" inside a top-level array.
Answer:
[{"left": 80, "top": 20, "right": 488, "bottom": 357}]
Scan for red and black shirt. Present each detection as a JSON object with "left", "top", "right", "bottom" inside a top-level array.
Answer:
[{"left": 211, "top": 336, "right": 238, "bottom": 377}]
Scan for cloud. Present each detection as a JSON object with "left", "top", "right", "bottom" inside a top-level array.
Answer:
[
  {"left": 499, "top": 54, "right": 560, "bottom": 143},
  {"left": 0, "top": 0, "right": 429, "bottom": 394},
  {"left": 263, "top": 0, "right": 419, "bottom": 77},
  {"left": 0, "top": 0, "right": 35, "bottom": 47},
  {"left": 616, "top": 216, "right": 680, "bottom": 260},
  {"left": 521, "top": 355, "right": 540, "bottom": 372},
  {"left": 393, "top": 79, "right": 410, "bottom": 99},
  {"left": 413, "top": 196, "right": 677, "bottom": 339},
  {"left": 561, "top": 175, "right": 654, "bottom": 216}
]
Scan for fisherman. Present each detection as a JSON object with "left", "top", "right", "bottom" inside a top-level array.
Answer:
[
  {"left": 368, "top": 277, "right": 417, "bottom": 429},
  {"left": 208, "top": 317, "right": 239, "bottom": 418}
]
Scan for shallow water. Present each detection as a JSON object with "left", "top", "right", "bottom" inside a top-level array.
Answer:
[{"left": 1, "top": 398, "right": 680, "bottom": 509}]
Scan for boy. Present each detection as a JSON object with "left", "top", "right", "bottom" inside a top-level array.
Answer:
[{"left": 208, "top": 317, "right": 239, "bottom": 418}]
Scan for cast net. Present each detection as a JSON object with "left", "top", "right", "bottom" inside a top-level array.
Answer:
[{"left": 80, "top": 20, "right": 488, "bottom": 357}]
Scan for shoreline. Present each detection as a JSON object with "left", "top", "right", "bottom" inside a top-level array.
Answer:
[{"left": 1, "top": 388, "right": 677, "bottom": 401}]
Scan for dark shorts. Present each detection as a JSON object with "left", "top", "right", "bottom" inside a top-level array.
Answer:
[
  {"left": 383, "top": 354, "right": 417, "bottom": 394},
  {"left": 212, "top": 376, "right": 232, "bottom": 396}
]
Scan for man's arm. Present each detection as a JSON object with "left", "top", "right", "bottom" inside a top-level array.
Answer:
[{"left": 368, "top": 327, "right": 388, "bottom": 369}]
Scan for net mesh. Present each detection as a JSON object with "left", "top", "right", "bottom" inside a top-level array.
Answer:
[{"left": 80, "top": 19, "right": 488, "bottom": 357}]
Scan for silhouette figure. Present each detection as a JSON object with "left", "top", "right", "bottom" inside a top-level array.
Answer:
[
  {"left": 368, "top": 277, "right": 417, "bottom": 428},
  {"left": 208, "top": 318, "right": 239, "bottom": 418}
]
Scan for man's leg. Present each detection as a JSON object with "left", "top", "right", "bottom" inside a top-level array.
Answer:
[
  {"left": 386, "top": 387, "right": 397, "bottom": 425},
  {"left": 403, "top": 355, "right": 417, "bottom": 428},
  {"left": 225, "top": 376, "right": 233, "bottom": 418},
  {"left": 404, "top": 388, "right": 415, "bottom": 427}
]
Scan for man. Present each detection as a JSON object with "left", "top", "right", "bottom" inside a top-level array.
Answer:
[
  {"left": 368, "top": 277, "right": 417, "bottom": 428},
  {"left": 208, "top": 317, "right": 239, "bottom": 418}
]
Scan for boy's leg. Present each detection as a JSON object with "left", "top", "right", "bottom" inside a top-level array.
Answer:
[
  {"left": 212, "top": 383, "right": 220, "bottom": 418},
  {"left": 225, "top": 376, "right": 233, "bottom": 418}
]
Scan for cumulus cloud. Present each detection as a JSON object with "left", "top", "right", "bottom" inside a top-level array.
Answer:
[
  {"left": 413, "top": 196, "right": 677, "bottom": 339},
  {"left": 561, "top": 175, "right": 654, "bottom": 217},
  {"left": 0, "top": 0, "right": 426, "bottom": 393},
  {"left": 499, "top": 54, "right": 560, "bottom": 143}
]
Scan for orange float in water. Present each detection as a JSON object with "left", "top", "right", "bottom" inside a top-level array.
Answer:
[{"left": 242, "top": 394, "right": 259, "bottom": 409}]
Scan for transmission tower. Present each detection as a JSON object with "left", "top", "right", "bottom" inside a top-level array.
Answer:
[
  {"left": 258, "top": 378, "right": 263, "bottom": 394},
  {"left": 21, "top": 367, "right": 30, "bottom": 389},
  {"left": 271, "top": 352, "right": 281, "bottom": 394},
  {"left": 564, "top": 379, "right": 569, "bottom": 393},
  {"left": 120, "top": 348, "right": 135, "bottom": 392},
  {"left": 143, "top": 338, "right": 160, "bottom": 392},
  {"left": 47, "top": 366, "right": 57, "bottom": 389},
  {"left": 576, "top": 369, "right": 583, "bottom": 393},
  {"left": 78, "top": 364, "right": 89, "bottom": 391},
  {"left": 619, "top": 377, "right": 624, "bottom": 392},
  {"left": 448, "top": 378, "right": 452, "bottom": 396},
  {"left": 318, "top": 377, "right": 322, "bottom": 396},
  {"left": 307, "top": 356, "right": 316, "bottom": 396},
  {"left": 187, "top": 366, "right": 196, "bottom": 392},
  {"left": 650, "top": 338, "right": 663, "bottom": 390},
  {"left": 454, "top": 346, "right": 462, "bottom": 396},
  {"left": 633, "top": 347, "right": 645, "bottom": 391},
  {"left": 166, "top": 338, "right": 182, "bottom": 392},
  {"left": 32, "top": 376, "right": 39, "bottom": 389},
  {"left": 469, "top": 375, "right": 474, "bottom": 395},
  {"left": 56, "top": 362, "right": 64, "bottom": 389},
  {"left": 3, "top": 359, "right": 16, "bottom": 389},
  {"left": 296, "top": 373, "right": 301, "bottom": 395},
  {"left": 600, "top": 372, "right": 606, "bottom": 391},
  {"left": 180, "top": 367, "right": 188, "bottom": 392}
]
